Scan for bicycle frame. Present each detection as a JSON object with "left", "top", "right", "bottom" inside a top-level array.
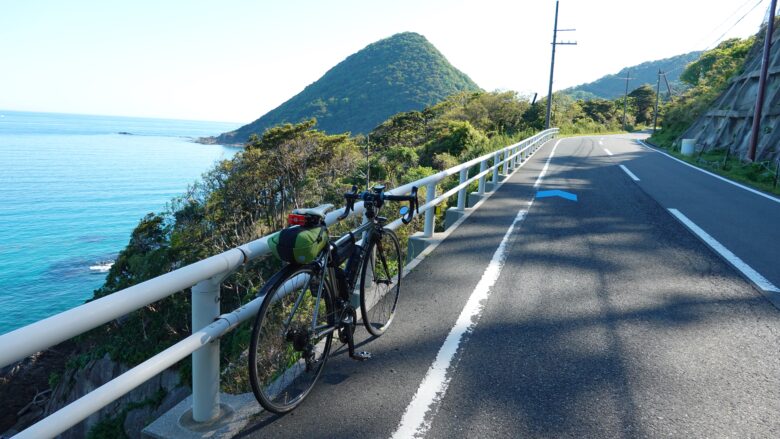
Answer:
[{"left": 276, "top": 220, "right": 378, "bottom": 339}]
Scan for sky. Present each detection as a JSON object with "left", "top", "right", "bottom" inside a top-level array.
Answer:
[{"left": 0, "top": 0, "right": 771, "bottom": 123}]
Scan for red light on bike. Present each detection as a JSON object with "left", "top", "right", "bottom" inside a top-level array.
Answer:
[{"left": 287, "top": 214, "right": 307, "bottom": 226}]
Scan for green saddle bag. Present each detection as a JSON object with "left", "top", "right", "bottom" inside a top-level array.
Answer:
[{"left": 269, "top": 225, "right": 328, "bottom": 265}]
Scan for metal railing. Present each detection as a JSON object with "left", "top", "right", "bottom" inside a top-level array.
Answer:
[{"left": 0, "top": 128, "right": 558, "bottom": 438}]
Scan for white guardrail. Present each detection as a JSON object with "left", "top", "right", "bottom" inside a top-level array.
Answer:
[{"left": 0, "top": 128, "right": 558, "bottom": 438}]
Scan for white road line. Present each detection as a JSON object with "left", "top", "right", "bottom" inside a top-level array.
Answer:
[
  {"left": 603, "top": 148, "right": 613, "bottom": 156},
  {"left": 391, "top": 206, "right": 531, "bottom": 439},
  {"left": 619, "top": 165, "right": 640, "bottom": 181},
  {"left": 598, "top": 140, "right": 604, "bottom": 146},
  {"left": 534, "top": 139, "right": 562, "bottom": 187},
  {"left": 637, "top": 140, "right": 780, "bottom": 205},
  {"left": 668, "top": 208, "right": 780, "bottom": 293}
]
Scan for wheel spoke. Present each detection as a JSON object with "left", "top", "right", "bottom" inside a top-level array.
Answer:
[
  {"left": 249, "top": 267, "right": 334, "bottom": 413},
  {"left": 361, "top": 229, "right": 402, "bottom": 336}
]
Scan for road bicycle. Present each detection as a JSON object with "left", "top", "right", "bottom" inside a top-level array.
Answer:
[{"left": 248, "top": 184, "right": 418, "bottom": 414}]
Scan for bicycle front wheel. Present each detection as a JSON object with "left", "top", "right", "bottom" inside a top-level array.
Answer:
[
  {"left": 249, "top": 265, "right": 334, "bottom": 414},
  {"left": 360, "top": 228, "right": 402, "bottom": 336}
]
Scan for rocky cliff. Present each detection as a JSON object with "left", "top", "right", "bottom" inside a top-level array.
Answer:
[{"left": 682, "top": 23, "right": 780, "bottom": 162}]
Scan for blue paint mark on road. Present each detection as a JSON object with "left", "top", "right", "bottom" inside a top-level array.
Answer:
[{"left": 536, "top": 190, "right": 578, "bottom": 202}]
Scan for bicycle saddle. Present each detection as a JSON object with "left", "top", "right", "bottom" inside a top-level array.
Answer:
[{"left": 292, "top": 203, "right": 334, "bottom": 219}]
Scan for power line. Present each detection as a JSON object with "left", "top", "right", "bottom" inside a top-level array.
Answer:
[
  {"left": 663, "top": 2, "right": 765, "bottom": 79},
  {"left": 693, "top": 0, "right": 760, "bottom": 49},
  {"left": 703, "top": 0, "right": 767, "bottom": 51}
]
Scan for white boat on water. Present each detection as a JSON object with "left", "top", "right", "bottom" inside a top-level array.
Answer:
[{"left": 89, "top": 261, "right": 114, "bottom": 272}]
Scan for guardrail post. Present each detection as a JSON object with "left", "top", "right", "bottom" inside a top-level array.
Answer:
[
  {"left": 192, "top": 277, "right": 221, "bottom": 423},
  {"left": 478, "top": 160, "right": 487, "bottom": 195},
  {"left": 502, "top": 149, "right": 509, "bottom": 175},
  {"left": 423, "top": 181, "right": 436, "bottom": 238},
  {"left": 457, "top": 168, "right": 467, "bottom": 210},
  {"left": 492, "top": 152, "right": 500, "bottom": 184}
]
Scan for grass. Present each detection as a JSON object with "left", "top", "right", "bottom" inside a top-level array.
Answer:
[{"left": 645, "top": 140, "right": 780, "bottom": 196}]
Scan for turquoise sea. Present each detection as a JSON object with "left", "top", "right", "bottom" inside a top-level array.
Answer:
[{"left": 0, "top": 111, "right": 241, "bottom": 335}]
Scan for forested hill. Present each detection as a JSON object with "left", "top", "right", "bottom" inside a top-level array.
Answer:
[
  {"left": 213, "top": 32, "right": 481, "bottom": 144},
  {"left": 564, "top": 50, "right": 702, "bottom": 100}
]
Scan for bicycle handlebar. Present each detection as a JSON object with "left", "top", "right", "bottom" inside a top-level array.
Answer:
[
  {"left": 384, "top": 186, "right": 418, "bottom": 224},
  {"left": 337, "top": 185, "right": 418, "bottom": 224}
]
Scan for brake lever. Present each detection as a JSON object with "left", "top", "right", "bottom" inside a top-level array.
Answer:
[
  {"left": 337, "top": 185, "right": 359, "bottom": 220},
  {"left": 412, "top": 186, "right": 419, "bottom": 214},
  {"left": 401, "top": 186, "right": 419, "bottom": 225}
]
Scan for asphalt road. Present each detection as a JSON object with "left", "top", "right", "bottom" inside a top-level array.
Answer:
[{"left": 240, "top": 135, "right": 780, "bottom": 438}]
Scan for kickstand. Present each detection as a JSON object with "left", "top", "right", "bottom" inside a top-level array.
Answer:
[{"left": 345, "top": 308, "right": 371, "bottom": 361}]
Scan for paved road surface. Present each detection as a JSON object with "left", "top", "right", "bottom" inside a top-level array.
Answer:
[{"left": 240, "top": 134, "right": 780, "bottom": 438}]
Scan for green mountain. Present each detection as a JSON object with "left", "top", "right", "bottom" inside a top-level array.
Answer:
[
  {"left": 214, "top": 32, "right": 481, "bottom": 144},
  {"left": 563, "top": 51, "right": 702, "bottom": 100}
]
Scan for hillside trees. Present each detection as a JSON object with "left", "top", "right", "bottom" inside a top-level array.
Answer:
[
  {"left": 628, "top": 85, "right": 657, "bottom": 125},
  {"left": 651, "top": 36, "right": 755, "bottom": 147},
  {"left": 88, "top": 121, "right": 362, "bottom": 365}
]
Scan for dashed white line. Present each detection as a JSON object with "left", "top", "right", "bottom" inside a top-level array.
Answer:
[
  {"left": 534, "top": 139, "right": 562, "bottom": 187},
  {"left": 603, "top": 148, "right": 613, "bottom": 156},
  {"left": 390, "top": 206, "right": 531, "bottom": 439},
  {"left": 668, "top": 208, "right": 780, "bottom": 294},
  {"left": 619, "top": 165, "right": 640, "bottom": 181},
  {"left": 637, "top": 140, "right": 780, "bottom": 205}
]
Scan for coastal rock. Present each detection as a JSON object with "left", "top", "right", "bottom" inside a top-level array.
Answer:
[
  {"left": 123, "top": 386, "right": 190, "bottom": 438},
  {"left": 42, "top": 354, "right": 182, "bottom": 438}
]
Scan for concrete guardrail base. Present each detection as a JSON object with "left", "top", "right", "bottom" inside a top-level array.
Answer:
[
  {"left": 468, "top": 192, "right": 486, "bottom": 208},
  {"left": 484, "top": 175, "right": 507, "bottom": 192},
  {"left": 406, "top": 231, "right": 436, "bottom": 263},
  {"left": 143, "top": 393, "right": 258, "bottom": 439},
  {"left": 444, "top": 207, "right": 466, "bottom": 230}
]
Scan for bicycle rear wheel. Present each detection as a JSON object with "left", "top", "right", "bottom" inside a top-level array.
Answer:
[
  {"left": 249, "top": 265, "right": 334, "bottom": 414},
  {"left": 360, "top": 228, "right": 402, "bottom": 336}
]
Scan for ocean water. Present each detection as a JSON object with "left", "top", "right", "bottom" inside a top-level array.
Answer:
[{"left": 0, "top": 111, "right": 241, "bottom": 335}]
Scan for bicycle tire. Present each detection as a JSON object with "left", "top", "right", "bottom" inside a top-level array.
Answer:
[
  {"left": 248, "top": 264, "right": 334, "bottom": 414},
  {"left": 359, "top": 228, "right": 402, "bottom": 336}
]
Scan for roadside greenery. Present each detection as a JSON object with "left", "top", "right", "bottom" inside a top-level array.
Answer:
[
  {"left": 646, "top": 142, "right": 780, "bottom": 195},
  {"left": 644, "top": 35, "right": 780, "bottom": 194},
  {"left": 650, "top": 37, "right": 755, "bottom": 148}
]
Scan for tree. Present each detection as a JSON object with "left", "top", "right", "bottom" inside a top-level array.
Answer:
[
  {"left": 581, "top": 99, "right": 618, "bottom": 125},
  {"left": 628, "top": 85, "right": 657, "bottom": 125}
]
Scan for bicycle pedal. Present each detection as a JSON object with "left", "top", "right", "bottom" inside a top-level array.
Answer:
[{"left": 350, "top": 351, "right": 372, "bottom": 361}]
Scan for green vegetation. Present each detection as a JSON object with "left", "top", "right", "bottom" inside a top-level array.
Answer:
[
  {"left": 650, "top": 37, "right": 755, "bottom": 148},
  {"left": 86, "top": 389, "right": 166, "bottom": 439},
  {"left": 564, "top": 51, "right": 702, "bottom": 100},
  {"left": 215, "top": 32, "right": 481, "bottom": 143},
  {"left": 646, "top": 141, "right": 780, "bottom": 195}
]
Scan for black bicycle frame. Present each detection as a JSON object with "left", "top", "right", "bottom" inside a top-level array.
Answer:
[{"left": 305, "top": 220, "right": 377, "bottom": 339}]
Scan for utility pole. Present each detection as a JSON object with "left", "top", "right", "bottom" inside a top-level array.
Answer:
[
  {"left": 653, "top": 71, "right": 674, "bottom": 133},
  {"left": 366, "top": 134, "right": 371, "bottom": 188},
  {"left": 621, "top": 70, "right": 633, "bottom": 131},
  {"left": 653, "top": 69, "right": 662, "bottom": 133},
  {"left": 748, "top": 0, "right": 777, "bottom": 162},
  {"left": 545, "top": 0, "right": 577, "bottom": 129}
]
